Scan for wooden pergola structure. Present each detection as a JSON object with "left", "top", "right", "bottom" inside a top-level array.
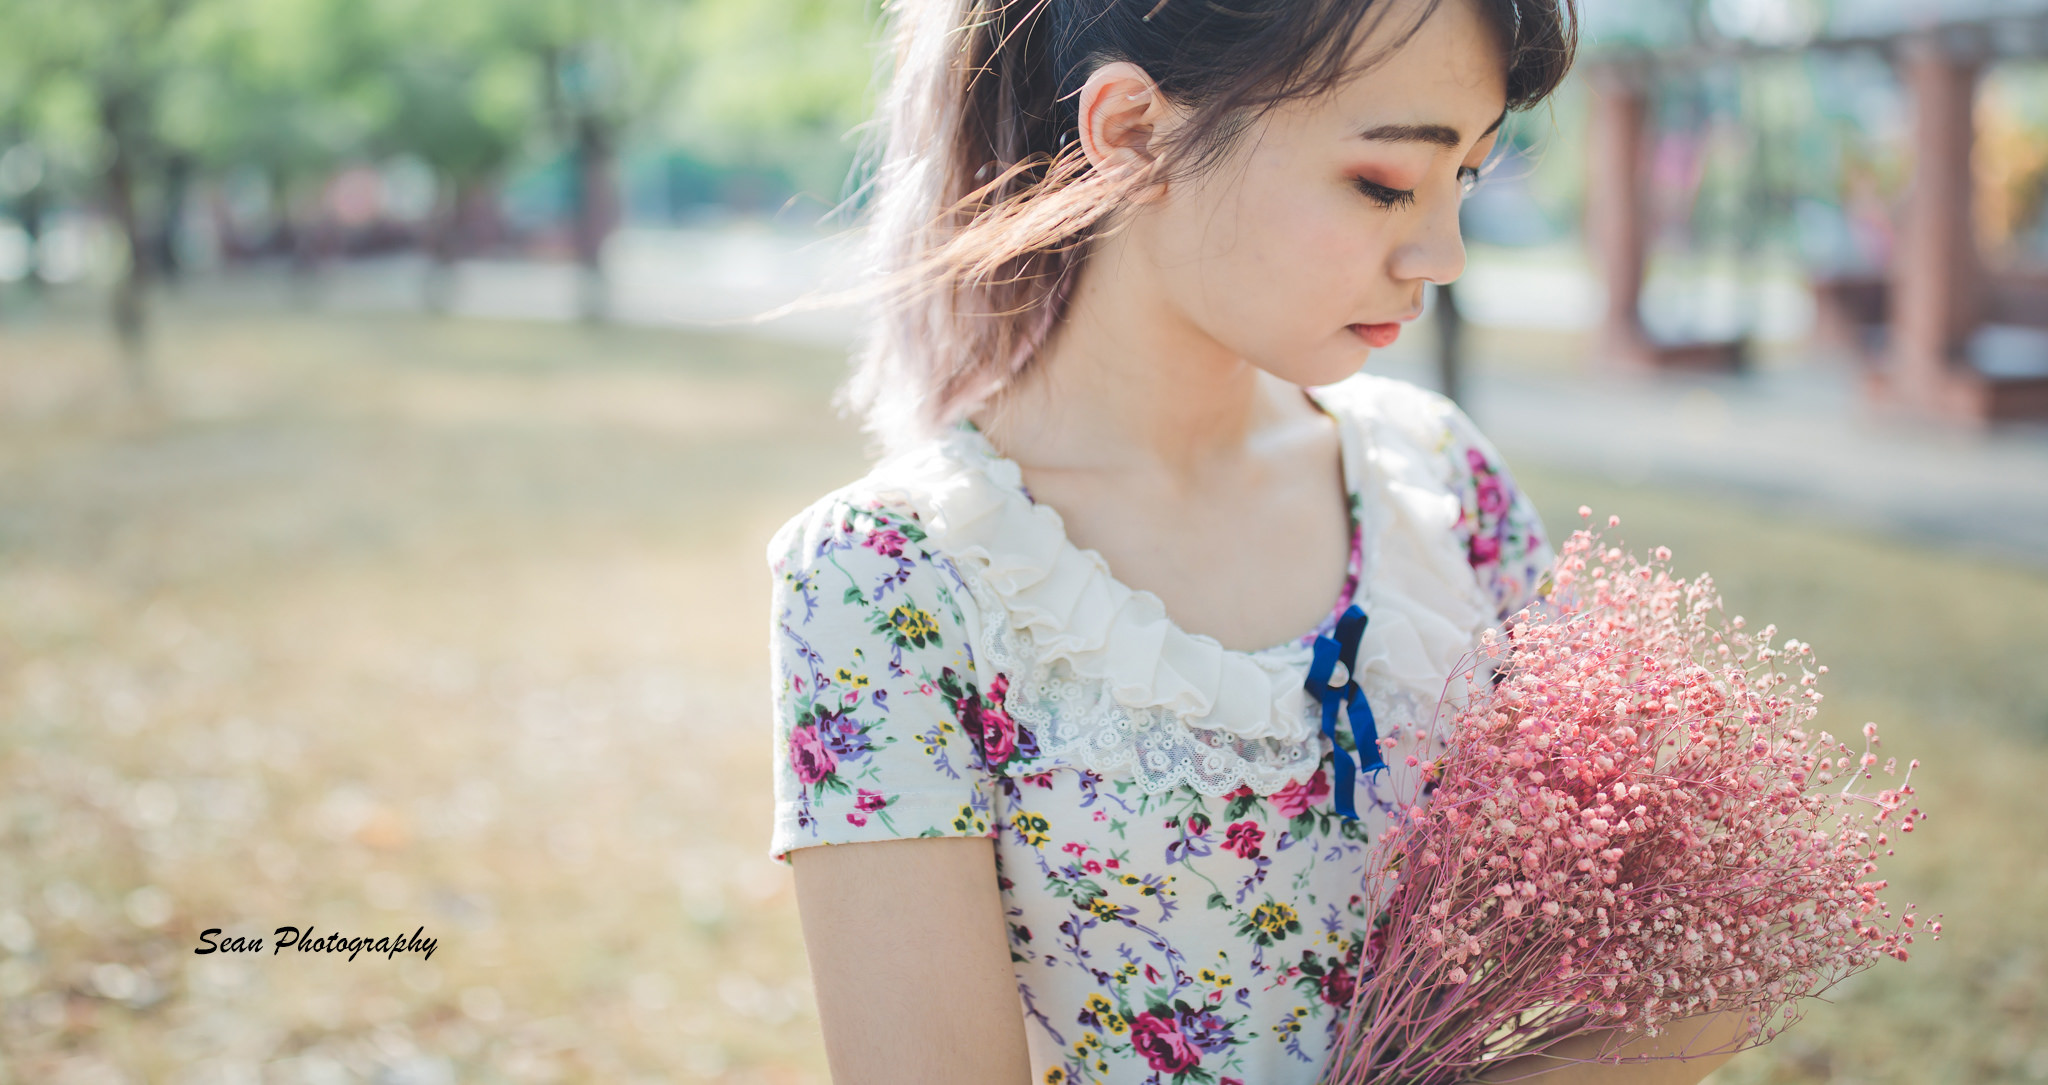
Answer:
[{"left": 1583, "top": 13, "right": 2048, "bottom": 423}]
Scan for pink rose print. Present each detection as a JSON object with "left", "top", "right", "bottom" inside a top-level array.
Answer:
[
  {"left": 845, "top": 810, "right": 868, "bottom": 827},
  {"left": 862, "top": 528, "right": 907, "bottom": 558},
  {"left": 1477, "top": 475, "right": 1508, "bottom": 517},
  {"left": 965, "top": 677, "right": 1018, "bottom": 765},
  {"left": 1468, "top": 532, "right": 1502, "bottom": 566},
  {"left": 1271, "top": 769, "right": 1331, "bottom": 819},
  {"left": 788, "top": 724, "right": 836, "bottom": 786},
  {"left": 978, "top": 707, "right": 1018, "bottom": 764},
  {"left": 938, "top": 668, "right": 1035, "bottom": 769},
  {"left": 1319, "top": 961, "right": 1358, "bottom": 1006},
  {"left": 1222, "top": 820, "right": 1265, "bottom": 859},
  {"left": 854, "top": 789, "right": 888, "bottom": 813},
  {"left": 1129, "top": 1010, "right": 1202, "bottom": 1075}
]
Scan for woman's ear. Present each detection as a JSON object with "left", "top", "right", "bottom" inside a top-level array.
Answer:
[{"left": 1074, "top": 61, "right": 1178, "bottom": 186}]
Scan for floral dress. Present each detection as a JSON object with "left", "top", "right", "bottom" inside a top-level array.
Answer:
[{"left": 767, "top": 374, "right": 1551, "bottom": 1084}]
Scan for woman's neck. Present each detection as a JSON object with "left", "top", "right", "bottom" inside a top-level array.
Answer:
[{"left": 974, "top": 235, "right": 1307, "bottom": 481}]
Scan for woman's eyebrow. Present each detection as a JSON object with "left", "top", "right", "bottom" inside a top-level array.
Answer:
[{"left": 1356, "top": 110, "right": 1508, "bottom": 148}]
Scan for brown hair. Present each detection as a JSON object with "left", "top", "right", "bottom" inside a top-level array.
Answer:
[{"left": 845, "top": 0, "right": 1578, "bottom": 445}]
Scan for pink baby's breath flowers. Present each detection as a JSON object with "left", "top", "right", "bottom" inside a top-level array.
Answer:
[{"left": 1324, "top": 518, "right": 1926, "bottom": 1083}]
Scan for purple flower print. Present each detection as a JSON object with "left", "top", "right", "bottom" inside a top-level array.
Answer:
[
  {"left": 1179, "top": 1006, "right": 1236, "bottom": 1053},
  {"left": 816, "top": 709, "right": 873, "bottom": 759}
]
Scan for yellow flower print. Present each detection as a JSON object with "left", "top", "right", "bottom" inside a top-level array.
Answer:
[
  {"left": 1239, "top": 899, "right": 1301, "bottom": 945},
  {"left": 1275, "top": 1008, "right": 1306, "bottom": 1036},
  {"left": 1199, "top": 968, "right": 1233, "bottom": 987},
  {"left": 1010, "top": 810, "right": 1051, "bottom": 848},
  {"left": 834, "top": 667, "right": 854, "bottom": 685},
  {"left": 1254, "top": 901, "right": 1299, "bottom": 936},
  {"left": 1085, "top": 896, "right": 1123, "bottom": 923},
  {"left": 888, "top": 604, "right": 940, "bottom": 647},
  {"left": 1043, "top": 1070, "right": 1066, "bottom": 1085},
  {"left": 951, "top": 805, "right": 989, "bottom": 834}
]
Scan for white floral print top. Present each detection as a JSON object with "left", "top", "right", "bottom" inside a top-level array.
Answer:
[{"left": 767, "top": 375, "right": 1551, "bottom": 1084}]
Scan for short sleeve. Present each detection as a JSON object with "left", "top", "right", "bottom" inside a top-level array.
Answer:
[
  {"left": 1442, "top": 406, "right": 1553, "bottom": 623},
  {"left": 765, "top": 495, "right": 999, "bottom": 862}
]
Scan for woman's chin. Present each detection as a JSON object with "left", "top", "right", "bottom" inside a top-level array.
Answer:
[{"left": 1283, "top": 345, "right": 1375, "bottom": 389}]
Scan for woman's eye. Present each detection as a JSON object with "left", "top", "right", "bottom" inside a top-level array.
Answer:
[
  {"left": 1458, "top": 165, "right": 1480, "bottom": 197},
  {"left": 1352, "top": 177, "right": 1416, "bottom": 210}
]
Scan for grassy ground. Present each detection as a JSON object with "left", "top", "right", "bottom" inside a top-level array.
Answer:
[{"left": 0, "top": 302, "right": 2042, "bottom": 1084}]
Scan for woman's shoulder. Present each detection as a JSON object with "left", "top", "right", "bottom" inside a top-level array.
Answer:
[
  {"left": 1314, "top": 371, "right": 1554, "bottom": 622},
  {"left": 1311, "top": 371, "right": 1478, "bottom": 462},
  {"left": 765, "top": 447, "right": 960, "bottom": 578}
]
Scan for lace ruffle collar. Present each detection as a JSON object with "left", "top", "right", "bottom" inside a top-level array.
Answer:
[{"left": 870, "top": 375, "right": 1498, "bottom": 795}]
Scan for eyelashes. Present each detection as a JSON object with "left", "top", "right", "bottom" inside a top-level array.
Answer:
[
  {"left": 1351, "top": 177, "right": 1416, "bottom": 210},
  {"left": 1352, "top": 165, "right": 1483, "bottom": 210}
]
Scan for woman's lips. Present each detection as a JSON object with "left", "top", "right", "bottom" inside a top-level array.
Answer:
[{"left": 1350, "top": 322, "right": 1402, "bottom": 348}]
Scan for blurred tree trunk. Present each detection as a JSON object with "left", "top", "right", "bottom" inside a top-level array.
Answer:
[
  {"left": 101, "top": 91, "right": 154, "bottom": 399},
  {"left": 423, "top": 174, "right": 496, "bottom": 314},
  {"left": 14, "top": 185, "right": 46, "bottom": 294},
  {"left": 1434, "top": 280, "right": 1464, "bottom": 408},
  {"left": 424, "top": 171, "right": 461, "bottom": 314},
  {"left": 154, "top": 151, "right": 192, "bottom": 285},
  {"left": 570, "top": 114, "right": 616, "bottom": 323}
]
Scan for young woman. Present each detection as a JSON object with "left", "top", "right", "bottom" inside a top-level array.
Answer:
[{"left": 767, "top": 0, "right": 1740, "bottom": 1080}]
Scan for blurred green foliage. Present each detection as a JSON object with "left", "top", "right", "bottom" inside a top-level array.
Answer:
[{"left": 0, "top": 0, "right": 881, "bottom": 218}]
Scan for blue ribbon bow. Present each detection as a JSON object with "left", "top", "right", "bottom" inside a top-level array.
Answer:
[{"left": 1305, "top": 604, "right": 1385, "bottom": 820}]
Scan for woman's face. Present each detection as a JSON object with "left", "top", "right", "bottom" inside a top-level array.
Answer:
[{"left": 1123, "top": 0, "right": 1509, "bottom": 387}]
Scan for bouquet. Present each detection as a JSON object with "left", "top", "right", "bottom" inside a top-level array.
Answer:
[{"left": 1324, "top": 511, "right": 1932, "bottom": 1083}]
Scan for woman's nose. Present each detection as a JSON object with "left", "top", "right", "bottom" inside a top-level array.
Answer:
[{"left": 1386, "top": 191, "right": 1468, "bottom": 287}]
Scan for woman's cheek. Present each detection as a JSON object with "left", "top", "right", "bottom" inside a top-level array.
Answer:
[{"left": 1283, "top": 198, "right": 1381, "bottom": 316}]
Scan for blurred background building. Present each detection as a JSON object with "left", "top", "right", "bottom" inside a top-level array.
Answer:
[{"left": 1, "top": 1, "right": 2045, "bottom": 1083}]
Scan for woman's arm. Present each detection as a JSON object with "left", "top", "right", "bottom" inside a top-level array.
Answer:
[
  {"left": 791, "top": 836, "right": 1033, "bottom": 1085},
  {"left": 1473, "top": 1012, "right": 1746, "bottom": 1084}
]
